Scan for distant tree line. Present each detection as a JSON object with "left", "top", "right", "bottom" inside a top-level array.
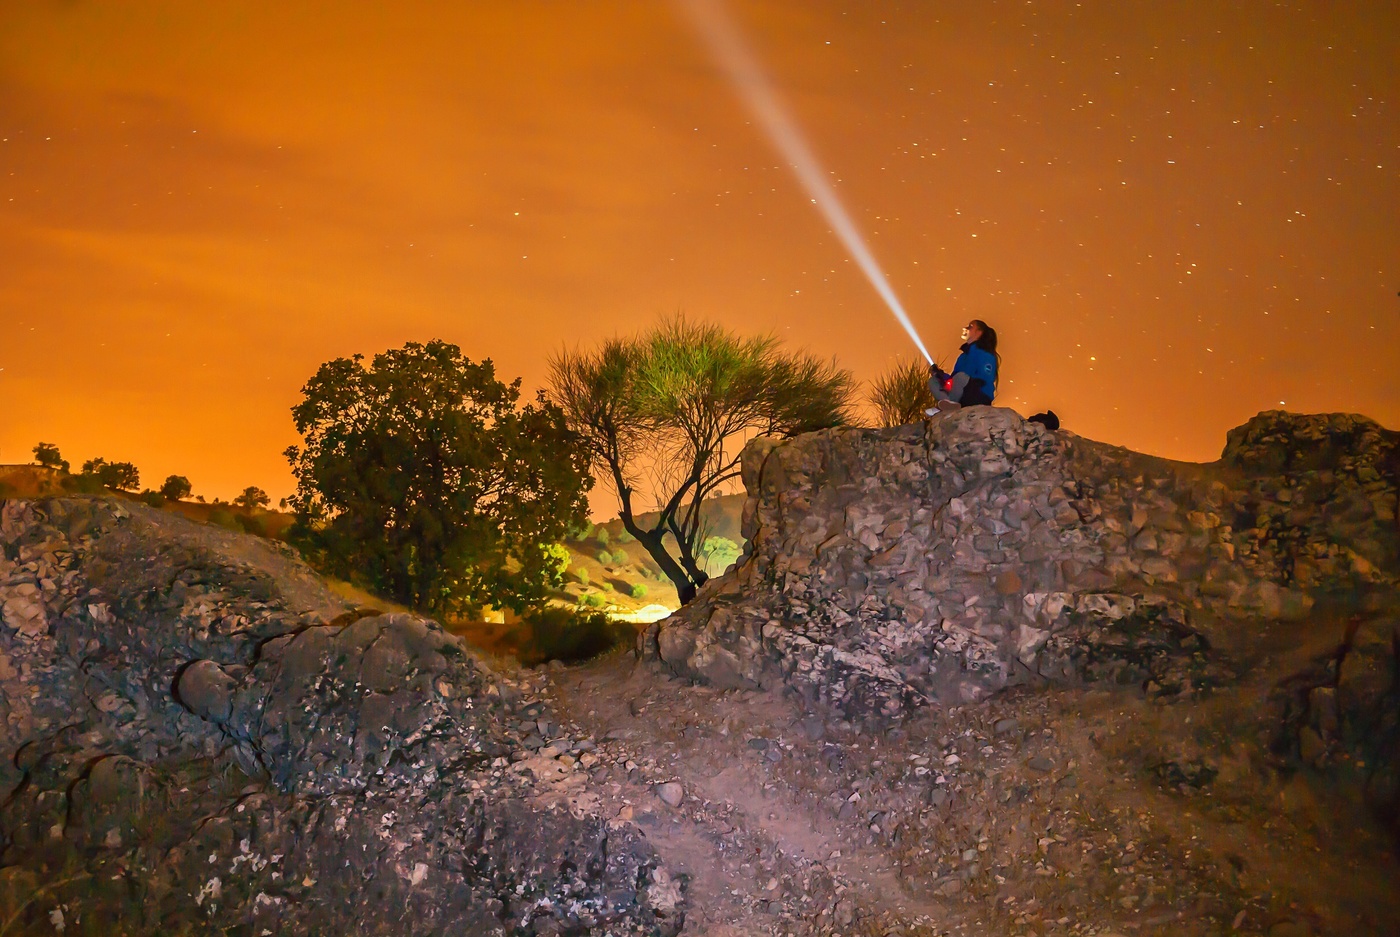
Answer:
[{"left": 27, "top": 442, "right": 270, "bottom": 510}]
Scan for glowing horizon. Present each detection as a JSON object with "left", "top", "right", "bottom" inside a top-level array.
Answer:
[{"left": 676, "top": 0, "right": 934, "bottom": 365}]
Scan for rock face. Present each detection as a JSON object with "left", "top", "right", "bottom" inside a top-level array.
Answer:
[
  {"left": 0, "top": 498, "right": 682, "bottom": 935},
  {"left": 645, "top": 409, "right": 1398, "bottom": 719}
]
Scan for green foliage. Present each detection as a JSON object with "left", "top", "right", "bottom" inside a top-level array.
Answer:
[
  {"left": 629, "top": 582, "right": 648, "bottom": 599},
  {"left": 522, "top": 606, "right": 631, "bottom": 665},
  {"left": 575, "top": 567, "right": 589, "bottom": 587},
  {"left": 549, "top": 315, "right": 853, "bottom": 604},
  {"left": 234, "top": 486, "right": 270, "bottom": 510},
  {"left": 159, "top": 475, "right": 193, "bottom": 501},
  {"left": 578, "top": 592, "right": 606, "bottom": 608},
  {"left": 616, "top": 528, "right": 636, "bottom": 543},
  {"left": 285, "top": 339, "right": 593, "bottom": 617},
  {"left": 602, "top": 581, "right": 614, "bottom": 592},
  {"left": 138, "top": 490, "right": 165, "bottom": 508},
  {"left": 700, "top": 535, "right": 741, "bottom": 575},
  {"left": 594, "top": 526, "right": 610, "bottom": 546},
  {"left": 569, "top": 520, "right": 594, "bottom": 542},
  {"left": 208, "top": 507, "right": 240, "bottom": 530},
  {"left": 597, "top": 549, "right": 613, "bottom": 565},
  {"left": 80, "top": 458, "right": 140, "bottom": 491},
  {"left": 870, "top": 358, "right": 937, "bottom": 428},
  {"left": 540, "top": 543, "right": 570, "bottom": 585},
  {"left": 31, "top": 442, "right": 67, "bottom": 472},
  {"left": 236, "top": 513, "right": 271, "bottom": 537}
]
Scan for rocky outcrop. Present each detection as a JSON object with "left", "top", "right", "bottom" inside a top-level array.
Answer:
[
  {"left": 645, "top": 409, "right": 1398, "bottom": 720},
  {"left": 0, "top": 498, "right": 683, "bottom": 935}
]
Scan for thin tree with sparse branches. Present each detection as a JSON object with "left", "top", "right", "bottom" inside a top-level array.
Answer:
[{"left": 549, "top": 316, "right": 854, "bottom": 604}]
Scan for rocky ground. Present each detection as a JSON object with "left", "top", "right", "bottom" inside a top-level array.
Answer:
[
  {"left": 0, "top": 498, "right": 681, "bottom": 935},
  {"left": 0, "top": 409, "right": 1396, "bottom": 935},
  {"left": 548, "top": 608, "right": 1399, "bottom": 936}
]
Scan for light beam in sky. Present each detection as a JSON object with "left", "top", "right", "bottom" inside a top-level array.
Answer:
[{"left": 676, "top": 0, "right": 933, "bottom": 365}]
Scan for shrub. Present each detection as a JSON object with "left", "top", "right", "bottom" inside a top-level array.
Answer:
[
  {"left": 208, "top": 508, "right": 240, "bottom": 531},
  {"left": 60, "top": 474, "right": 105, "bottom": 495},
  {"left": 597, "top": 550, "right": 614, "bottom": 565},
  {"left": 236, "top": 513, "right": 271, "bottom": 537},
  {"left": 869, "top": 358, "right": 937, "bottom": 428},
  {"left": 617, "top": 529, "right": 636, "bottom": 543},
  {"left": 629, "top": 582, "right": 648, "bottom": 599},
  {"left": 138, "top": 490, "right": 165, "bottom": 508},
  {"left": 578, "top": 592, "right": 606, "bottom": 608},
  {"left": 571, "top": 521, "right": 594, "bottom": 542},
  {"left": 602, "top": 582, "right": 613, "bottom": 592},
  {"left": 595, "top": 527, "right": 610, "bottom": 546},
  {"left": 522, "top": 606, "right": 632, "bottom": 665},
  {"left": 575, "top": 568, "right": 589, "bottom": 586}
]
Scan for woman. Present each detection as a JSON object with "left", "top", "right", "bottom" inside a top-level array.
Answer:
[{"left": 927, "top": 319, "right": 1000, "bottom": 411}]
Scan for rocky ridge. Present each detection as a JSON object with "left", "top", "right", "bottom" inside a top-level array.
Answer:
[
  {"left": 645, "top": 409, "right": 1399, "bottom": 828},
  {"left": 0, "top": 498, "right": 683, "bottom": 935}
]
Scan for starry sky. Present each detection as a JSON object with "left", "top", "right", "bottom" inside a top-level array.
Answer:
[{"left": 1, "top": 1, "right": 1396, "bottom": 506}]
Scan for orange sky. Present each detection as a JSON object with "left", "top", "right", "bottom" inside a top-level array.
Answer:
[{"left": 2, "top": 1, "right": 1397, "bottom": 508}]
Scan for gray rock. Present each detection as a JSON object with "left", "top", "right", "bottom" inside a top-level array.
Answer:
[{"left": 655, "top": 781, "right": 685, "bottom": 807}]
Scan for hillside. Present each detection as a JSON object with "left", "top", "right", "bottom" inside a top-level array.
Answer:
[
  {"left": 1, "top": 409, "right": 1397, "bottom": 934},
  {"left": 0, "top": 464, "right": 683, "bottom": 646}
]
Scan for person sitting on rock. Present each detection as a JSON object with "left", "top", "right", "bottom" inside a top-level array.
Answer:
[{"left": 926, "top": 319, "right": 1000, "bottom": 413}]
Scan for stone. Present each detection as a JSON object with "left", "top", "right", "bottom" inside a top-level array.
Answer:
[
  {"left": 176, "top": 660, "right": 238, "bottom": 724},
  {"left": 994, "top": 570, "right": 1023, "bottom": 594},
  {"left": 655, "top": 782, "right": 685, "bottom": 807}
]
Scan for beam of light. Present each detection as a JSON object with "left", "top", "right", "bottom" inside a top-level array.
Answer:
[{"left": 676, "top": 0, "right": 933, "bottom": 365}]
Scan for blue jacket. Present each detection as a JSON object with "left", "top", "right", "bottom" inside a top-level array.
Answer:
[{"left": 953, "top": 343, "right": 998, "bottom": 403}]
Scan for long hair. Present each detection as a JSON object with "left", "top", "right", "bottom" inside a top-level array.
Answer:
[{"left": 968, "top": 319, "right": 1000, "bottom": 389}]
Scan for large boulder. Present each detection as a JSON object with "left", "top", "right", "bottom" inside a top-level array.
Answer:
[{"left": 645, "top": 408, "right": 1398, "bottom": 723}]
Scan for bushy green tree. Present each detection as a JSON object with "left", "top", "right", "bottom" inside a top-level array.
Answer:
[
  {"left": 159, "top": 475, "right": 193, "bottom": 501},
  {"left": 629, "top": 582, "right": 648, "bottom": 599},
  {"left": 286, "top": 340, "right": 592, "bottom": 617},
  {"left": 869, "top": 358, "right": 937, "bottom": 428},
  {"left": 549, "top": 316, "right": 853, "bottom": 603},
  {"left": 234, "top": 486, "right": 271, "bottom": 510},
  {"left": 81, "top": 458, "right": 140, "bottom": 491},
  {"left": 700, "top": 536, "right": 741, "bottom": 575},
  {"left": 32, "top": 443, "right": 68, "bottom": 472}
]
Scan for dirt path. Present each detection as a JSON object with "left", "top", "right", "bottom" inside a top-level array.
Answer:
[{"left": 545, "top": 634, "right": 1399, "bottom": 936}]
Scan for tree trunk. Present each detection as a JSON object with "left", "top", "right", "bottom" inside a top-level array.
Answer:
[{"left": 625, "top": 523, "right": 698, "bottom": 606}]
